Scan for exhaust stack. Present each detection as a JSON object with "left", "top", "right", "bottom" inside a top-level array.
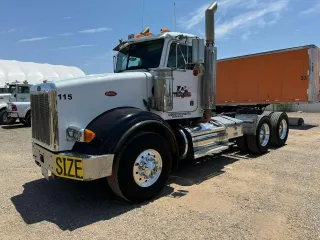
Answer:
[
  {"left": 201, "top": 2, "right": 218, "bottom": 122},
  {"left": 205, "top": 2, "right": 218, "bottom": 46}
]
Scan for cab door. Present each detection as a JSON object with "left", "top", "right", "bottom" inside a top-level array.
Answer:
[{"left": 166, "top": 42, "right": 199, "bottom": 112}]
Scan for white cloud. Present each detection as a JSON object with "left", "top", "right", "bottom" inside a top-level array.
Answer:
[
  {"left": 179, "top": 0, "right": 289, "bottom": 39},
  {"left": 51, "top": 44, "right": 96, "bottom": 50},
  {"left": 82, "top": 50, "right": 115, "bottom": 61},
  {"left": 59, "top": 32, "right": 73, "bottom": 36},
  {"left": 78, "top": 27, "right": 112, "bottom": 34},
  {"left": 300, "top": 1, "right": 320, "bottom": 15},
  {"left": 63, "top": 17, "right": 72, "bottom": 20},
  {"left": 18, "top": 37, "right": 51, "bottom": 42},
  {"left": 1, "top": 28, "right": 16, "bottom": 34},
  {"left": 216, "top": 1, "right": 288, "bottom": 38},
  {"left": 241, "top": 31, "right": 252, "bottom": 40}
]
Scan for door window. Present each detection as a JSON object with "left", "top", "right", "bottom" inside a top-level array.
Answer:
[
  {"left": 167, "top": 43, "right": 193, "bottom": 70},
  {"left": 18, "top": 86, "right": 30, "bottom": 94}
]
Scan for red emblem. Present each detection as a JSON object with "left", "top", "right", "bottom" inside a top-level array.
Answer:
[{"left": 105, "top": 91, "right": 117, "bottom": 96}]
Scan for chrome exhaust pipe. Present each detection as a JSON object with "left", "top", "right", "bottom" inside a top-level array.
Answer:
[
  {"left": 205, "top": 2, "right": 218, "bottom": 46},
  {"left": 202, "top": 2, "right": 218, "bottom": 122}
]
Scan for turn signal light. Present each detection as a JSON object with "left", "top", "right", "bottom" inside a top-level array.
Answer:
[
  {"left": 66, "top": 126, "right": 96, "bottom": 143},
  {"left": 84, "top": 129, "right": 96, "bottom": 143}
]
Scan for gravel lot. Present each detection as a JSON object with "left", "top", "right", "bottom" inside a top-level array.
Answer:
[{"left": 0, "top": 113, "right": 320, "bottom": 240}]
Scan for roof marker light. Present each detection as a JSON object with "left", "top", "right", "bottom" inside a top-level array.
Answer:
[{"left": 161, "top": 28, "right": 169, "bottom": 33}]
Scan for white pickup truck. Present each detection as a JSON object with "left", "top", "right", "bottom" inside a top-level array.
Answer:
[
  {"left": 0, "top": 93, "right": 15, "bottom": 125},
  {"left": 7, "top": 102, "right": 31, "bottom": 126}
]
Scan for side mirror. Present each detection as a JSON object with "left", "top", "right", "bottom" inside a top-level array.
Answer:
[{"left": 192, "top": 39, "right": 205, "bottom": 64}]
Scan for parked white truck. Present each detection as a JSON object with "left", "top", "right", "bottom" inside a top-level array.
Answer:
[
  {"left": 0, "top": 90, "right": 11, "bottom": 124},
  {"left": 30, "top": 2, "right": 290, "bottom": 203},
  {"left": 0, "top": 60, "right": 85, "bottom": 125}
]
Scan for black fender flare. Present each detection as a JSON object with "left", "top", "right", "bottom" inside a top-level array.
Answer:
[{"left": 72, "top": 107, "right": 179, "bottom": 170}]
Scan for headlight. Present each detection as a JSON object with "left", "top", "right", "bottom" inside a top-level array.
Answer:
[{"left": 66, "top": 126, "right": 96, "bottom": 143}]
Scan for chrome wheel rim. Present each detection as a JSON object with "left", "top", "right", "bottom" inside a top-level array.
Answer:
[
  {"left": 279, "top": 119, "right": 288, "bottom": 140},
  {"left": 259, "top": 123, "right": 270, "bottom": 147},
  {"left": 133, "top": 149, "right": 163, "bottom": 188}
]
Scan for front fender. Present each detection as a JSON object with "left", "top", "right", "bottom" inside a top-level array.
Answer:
[{"left": 72, "top": 107, "right": 179, "bottom": 162}]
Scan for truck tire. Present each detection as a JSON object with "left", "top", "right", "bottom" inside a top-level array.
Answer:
[
  {"left": 24, "top": 112, "right": 31, "bottom": 127},
  {"left": 0, "top": 109, "right": 6, "bottom": 125},
  {"left": 0, "top": 109, "right": 16, "bottom": 125},
  {"left": 107, "top": 131, "right": 171, "bottom": 203},
  {"left": 236, "top": 136, "right": 249, "bottom": 153},
  {"left": 246, "top": 115, "right": 272, "bottom": 154},
  {"left": 270, "top": 112, "right": 289, "bottom": 147}
]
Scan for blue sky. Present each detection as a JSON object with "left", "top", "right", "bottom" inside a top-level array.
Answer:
[{"left": 0, "top": 0, "right": 319, "bottom": 74}]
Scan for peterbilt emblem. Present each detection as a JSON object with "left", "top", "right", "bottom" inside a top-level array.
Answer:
[
  {"left": 37, "top": 86, "right": 41, "bottom": 91},
  {"left": 105, "top": 91, "right": 117, "bottom": 96}
]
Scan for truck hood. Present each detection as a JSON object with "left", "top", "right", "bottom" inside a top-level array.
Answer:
[
  {"left": 31, "top": 71, "right": 153, "bottom": 151},
  {"left": 43, "top": 71, "right": 151, "bottom": 89}
]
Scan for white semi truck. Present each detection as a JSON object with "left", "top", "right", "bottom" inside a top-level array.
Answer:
[
  {"left": 31, "top": 2, "right": 290, "bottom": 203},
  {"left": 0, "top": 60, "right": 85, "bottom": 125}
]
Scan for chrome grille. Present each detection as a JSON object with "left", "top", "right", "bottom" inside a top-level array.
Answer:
[{"left": 30, "top": 89, "right": 59, "bottom": 151}]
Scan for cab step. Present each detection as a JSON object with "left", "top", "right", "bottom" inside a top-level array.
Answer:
[{"left": 194, "top": 145, "right": 229, "bottom": 159}]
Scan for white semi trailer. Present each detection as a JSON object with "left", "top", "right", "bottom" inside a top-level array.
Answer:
[
  {"left": 0, "top": 60, "right": 85, "bottom": 125},
  {"left": 31, "top": 2, "right": 290, "bottom": 203}
]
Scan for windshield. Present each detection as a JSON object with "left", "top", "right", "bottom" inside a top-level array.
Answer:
[
  {"left": 115, "top": 39, "right": 164, "bottom": 73},
  {"left": 0, "top": 88, "right": 8, "bottom": 93},
  {"left": 8, "top": 85, "right": 17, "bottom": 94}
]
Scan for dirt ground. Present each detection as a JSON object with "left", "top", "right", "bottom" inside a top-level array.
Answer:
[{"left": 0, "top": 113, "right": 320, "bottom": 240}]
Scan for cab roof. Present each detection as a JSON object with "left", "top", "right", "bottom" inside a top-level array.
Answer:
[{"left": 113, "top": 31, "right": 198, "bottom": 51}]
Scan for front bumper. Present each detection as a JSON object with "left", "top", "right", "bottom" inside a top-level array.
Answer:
[
  {"left": 7, "top": 111, "right": 19, "bottom": 118},
  {"left": 32, "top": 142, "right": 114, "bottom": 181}
]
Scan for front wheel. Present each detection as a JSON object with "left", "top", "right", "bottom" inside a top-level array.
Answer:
[{"left": 107, "top": 131, "right": 171, "bottom": 203}]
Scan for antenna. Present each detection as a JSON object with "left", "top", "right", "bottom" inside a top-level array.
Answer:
[
  {"left": 174, "top": 2, "right": 176, "bottom": 31},
  {"left": 142, "top": 0, "right": 145, "bottom": 29}
]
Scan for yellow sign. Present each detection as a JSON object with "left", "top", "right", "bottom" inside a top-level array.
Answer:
[{"left": 55, "top": 155, "right": 84, "bottom": 180}]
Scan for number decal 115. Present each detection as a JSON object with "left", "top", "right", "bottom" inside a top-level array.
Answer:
[{"left": 58, "top": 94, "right": 72, "bottom": 100}]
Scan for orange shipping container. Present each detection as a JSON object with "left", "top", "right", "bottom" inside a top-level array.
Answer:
[{"left": 216, "top": 45, "right": 320, "bottom": 106}]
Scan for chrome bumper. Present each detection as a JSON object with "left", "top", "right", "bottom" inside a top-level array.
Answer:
[
  {"left": 7, "top": 112, "right": 19, "bottom": 118},
  {"left": 32, "top": 142, "right": 114, "bottom": 181}
]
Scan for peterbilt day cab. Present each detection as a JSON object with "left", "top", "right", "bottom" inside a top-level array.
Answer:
[{"left": 31, "top": 2, "right": 290, "bottom": 203}]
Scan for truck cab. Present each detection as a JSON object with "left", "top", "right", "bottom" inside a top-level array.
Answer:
[
  {"left": 113, "top": 30, "right": 204, "bottom": 119},
  {"left": 8, "top": 81, "right": 31, "bottom": 102}
]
